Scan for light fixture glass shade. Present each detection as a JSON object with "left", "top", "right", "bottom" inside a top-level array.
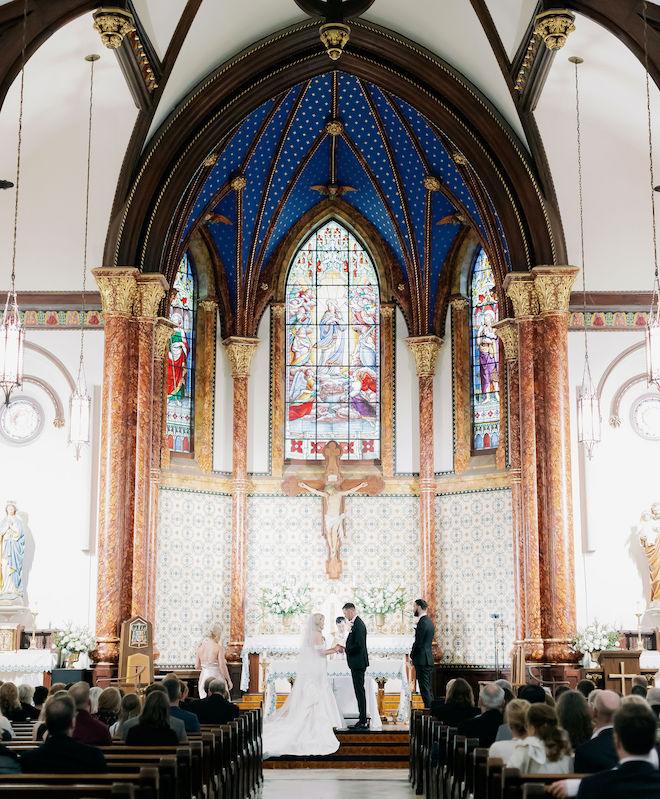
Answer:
[
  {"left": 577, "top": 379, "right": 601, "bottom": 459},
  {"left": 0, "top": 292, "right": 24, "bottom": 404},
  {"left": 69, "top": 370, "right": 91, "bottom": 460},
  {"left": 646, "top": 307, "right": 660, "bottom": 390}
]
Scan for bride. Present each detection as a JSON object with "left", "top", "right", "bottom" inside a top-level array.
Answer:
[{"left": 262, "top": 612, "right": 345, "bottom": 758}]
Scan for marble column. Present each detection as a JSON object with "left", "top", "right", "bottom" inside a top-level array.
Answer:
[
  {"left": 131, "top": 274, "right": 168, "bottom": 618},
  {"left": 406, "top": 335, "right": 443, "bottom": 613},
  {"left": 224, "top": 336, "right": 260, "bottom": 657},
  {"left": 196, "top": 298, "right": 218, "bottom": 474},
  {"left": 450, "top": 296, "right": 471, "bottom": 474},
  {"left": 92, "top": 267, "right": 139, "bottom": 670},
  {"left": 504, "top": 274, "right": 543, "bottom": 661},
  {"left": 493, "top": 319, "right": 523, "bottom": 642},
  {"left": 533, "top": 265, "right": 579, "bottom": 662},
  {"left": 380, "top": 304, "right": 395, "bottom": 477},
  {"left": 270, "top": 303, "right": 285, "bottom": 478}
]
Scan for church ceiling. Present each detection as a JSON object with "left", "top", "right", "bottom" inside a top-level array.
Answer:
[{"left": 181, "top": 71, "right": 502, "bottom": 321}]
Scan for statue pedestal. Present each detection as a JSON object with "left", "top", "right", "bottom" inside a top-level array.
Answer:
[{"left": 0, "top": 605, "right": 29, "bottom": 625}]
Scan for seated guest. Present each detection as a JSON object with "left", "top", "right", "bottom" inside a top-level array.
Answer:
[
  {"left": 646, "top": 686, "right": 660, "bottom": 729},
  {"left": 556, "top": 690, "right": 593, "bottom": 751},
  {"left": 33, "top": 685, "right": 48, "bottom": 712},
  {"left": 0, "top": 743, "right": 20, "bottom": 773},
  {"left": 496, "top": 684, "right": 547, "bottom": 741},
  {"left": 632, "top": 675, "right": 648, "bottom": 694},
  {"left": 631, "top": 685, "right": 648, "bottom": 698},
  {"left": 576, "top": 679, "right": 595, "bottom": 700},
  {"left": 110, "top": 693, "right": 141, "bottom": 738},
  {"left": 0, "top": 711, "right": 13, "bottom": 741},
  {"left": 188, "top": 679, "right": 240, "bottom": 724},
  {"left": 70, "top": 681, "right": 111, "bottom": 746},
  {"left": 21, "top": 694, "right": 107, "bottom": 774},
  {"left": 507, "top": 703, "right": 572, "bottom": 774},
  {"left": 32, "top": 691, "right": 68, "bottom": 742},
  {"left": 48, "top": 683, "right": 67, "bottom": 695},
  {"left": 17, "top": 685, "right": 40, "bottom": 720},
  {"left": 163, "top": 678, "right": 199, "bottom": 732},
  {"left": 430, "top": 678, "right": 479, "bottom": 726},
  {"left": 88, "top": 686, "right": 102, "bottom": 715},
  {"left": 456, "top": 683, "right": 505, "bottom": 747},
  {"left": 93, "top": 687, "right": 121, "bottom": 729},
  {"left": 555, "top": 686, "right": 571, "bottom": 702},
  {"left": 121, "top": 684, "right": 186, "bottom": 742},
  {"left": 489, "top": 699, "right": 530, "bottom": 761},
  {"left": 125, "top": 691, "right": 179, "bottom": 746},
  {"left": 0, "top": 682, "right": 30, "bottom": 722},
  {"left": 496, "top": 678, "right": 515, "bottom": 706},
  {"left": 573, "top": 689, "right": 620, "bottom": 773}
]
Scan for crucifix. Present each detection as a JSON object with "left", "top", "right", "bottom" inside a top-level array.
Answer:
[{"left": 282, "top": 440, "right": 384, "bottom": 578}]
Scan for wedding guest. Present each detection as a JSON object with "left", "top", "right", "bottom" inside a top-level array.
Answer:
[
  {"left": 489, "top": 699, "right": 530, "bottom": 761},
  {"left": 457, "top": 683, "right": 505, "bottom": 747},
  {"left": 69, "top": 682, "right": 111, "bottom": 746},
  {"left": 89, "top": 686, "right": 102, "bottom": 714},
  {"left": 632, "top": 675, "right": 648, "bottom": 694},
  {"left": 555, "top": 686, "right": 571, "bottom": 701},
  {"left": 48, "top": 683, "right": 67, "bottom": 695},
  {"left": 0, "top": 682, "right": 29, "bottom": 722},
  {"left": 430, "top": 678, "right": 479, "bottom": 726},
  {"left": 163, "top": 678, "right": 199, "bottom": 732},
  {"left": 32, "top": 690, "right": 68, "bottom": 742},
  {"left": 0, "top": 710, "right": 13, "bottom": 741},
  {"left": 110, "top": 693, "right": 140, "bottom": 738},
  {"left": 121, "top": 684, "right": 186, "bottom": 742},
  {"left": 32, "top": 686, "right": 48, "bottom": 712},
  {"left": 496, "top": 678, "right": 515, "bottom": 706},
  {"left": 93, "top": 687, "right": 121, "bottom": 729},
  {"left": 577, "top": 680, "right": 595, "bottom": 700},
  {"left": 556, "top": 690, "right": 593, "bottom": 750},
  {"left": 17, "top": 685, "right": 40, "bottom": 720},
  {"left": 21, "top": 695, "right": 107, "bottom": 774},
  {"left": 573, "top": 689, "right": 620, "bottom": 773},
  {"left": 506, "top": 703, "right": 572, "bottom": 773},
  {"left": 0, "top": 743, "right": 20, "bottom": 773},
  {"left": 188, "top": 679, "right": 240, "bottom": 724},
  {"left": 125, "top": 691, "right": 179, "bottom": 746},
  {"left": 496, "top": 684, "right": 547, "bottom": 741},
  {"left": 646, "top": 686, "right": 660, "bottom": 730}
]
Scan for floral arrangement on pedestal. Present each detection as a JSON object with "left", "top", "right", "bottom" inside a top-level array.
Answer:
[
  {"left": 261, "top": 581, "right": 310, "bottom": 631},
  {"left": 356, "top": 586, "right": 404, "bottom": 629},
  {"left": 53, "top": 624, "right": 96, "bottom": 668},
  {"left": 571, "top": 620, "right": 620, "bottom": 667}
]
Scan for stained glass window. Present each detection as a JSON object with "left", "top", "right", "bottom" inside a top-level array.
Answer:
[
  {"left": 166, "top": 253, "right": 195, "bottom": 452},
  {"left": 285, "top": 220, "right": 380, "bottom": 460},
  {"left": 471, "top": 249, "right": 500, "bottom": 450}
]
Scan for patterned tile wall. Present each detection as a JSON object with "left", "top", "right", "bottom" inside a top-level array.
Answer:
[{"left": 435, "top": 489, "right": 515, "bottom": 665}]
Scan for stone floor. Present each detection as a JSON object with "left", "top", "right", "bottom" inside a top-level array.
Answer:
[{"left": 261, "top": 768, "right": 415, "bottom": 797}]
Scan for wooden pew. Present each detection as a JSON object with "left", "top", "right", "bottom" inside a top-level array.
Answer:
[
  {"left": 499, "top": 768, "right": 589, "bottom": 799},
  {"left": 0, "top": 785, "right": 135, "bottom": 798},
  {"left": 0, "top": 771, "right": 157, "bottom": 798},
  {"left": 469, "top": 746, "right": 489, "bottom": 799}
]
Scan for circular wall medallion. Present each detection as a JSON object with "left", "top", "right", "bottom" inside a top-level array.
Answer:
[
  {"left": 631, "top": 392, "right": 660, "bottom": 441},
  {"left": 0, "top": 396, "right": 44, "bottom": 445}
]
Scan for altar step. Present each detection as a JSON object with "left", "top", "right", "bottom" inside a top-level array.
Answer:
[
  {"left": 264, "top": 728, "right": 410, "bottom": 769},
  {"left": 263, "top": 691, "right": 424, "bottom": 713}
]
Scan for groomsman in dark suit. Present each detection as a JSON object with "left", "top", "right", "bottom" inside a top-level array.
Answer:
[
  {"left": 410, "top": 598, "right": 435, "bottom": 708},
  {"left": 339, "top": 602, "right": 369, "bottom": 729}
]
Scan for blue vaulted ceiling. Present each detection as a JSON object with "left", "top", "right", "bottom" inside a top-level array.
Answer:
[{"left": 181, "top": 71, "right": 508, "bottom": 323}]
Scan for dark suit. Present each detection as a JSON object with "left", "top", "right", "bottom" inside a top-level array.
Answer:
[
  {"left": 345, "top": 615, "right": 369, "bottom": 724},
  {"left": 456, "top": 708, "right": 503, "bottom": 747},
  {"left": 574, "top": 727, "right": 618, "bottom": 774},
  {"left": 430, "top": 700, "right": 479, "bottom": 726},
  {"left": 577, "top": 759, "right": 660, "bottom": 799},
  {"left": 20, "top": 733, "right": 107, "bottom": 774},
  {"left": 169, "top": 705, "right": 200, "bottom": 732},
  {"left": 410, "top": 614, "right": 434, "bottom": 708},
  {"left": 187, "top": 694, "right": 240, "bottom": 724}
]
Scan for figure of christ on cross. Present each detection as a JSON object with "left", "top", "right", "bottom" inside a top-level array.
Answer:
[{"left": 281, "top": 440, "right": 384, "bottom": 578}]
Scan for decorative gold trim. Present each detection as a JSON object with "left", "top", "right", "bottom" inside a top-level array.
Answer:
[
  {"left": 92, "top": 267, "right": 139, "bottom": 315},
  {"left": 423, "top": 175, "right": 441, "bottom": 192},
  {"left": 319, "top": 22, "right": 351, "bottom": 60},
  {"left": 504, "top": 274, "right": 538, "bottom": 319},
  {"left": 532, "top": 265, "right": 578, "bottom": 315},
  {"left": 154, "top": 317, "right": 176, "bottom": 359},
  {"left": 325, "top": 119, "right": 344, "bottom": 137},
  {"left": 493, "top": 319, "right": 519, "bottom": 362},
  {"left": 135, "top": 274, "right": 168, "bottom": 319},
  {"left": 230, "top": 174, "right": 247, "bottom": 192},
  {"left": 223, "top": 336, "right": 260, "bottom": 378},
  {"left": 405, "top": 335, "right": 444, "bottom": 377},
  {"left": 92, "top": 8, "right": 135, "bottom": 49},
  {"left": 534, "top": 10, "right": 576, "bottom": 51}
]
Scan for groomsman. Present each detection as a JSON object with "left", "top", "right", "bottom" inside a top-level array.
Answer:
[
  {"left": 410, "top": 598, "right": 435, "bottom": 708},
  {"left": 339, "top": 602, "right": 369, "bottom": 729}
]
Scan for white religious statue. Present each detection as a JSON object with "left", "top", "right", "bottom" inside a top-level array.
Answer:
[
  {"left": 298, "top": 481, "right": 367, "bottom": 561},
  {"left": 639, "top": 501, "right": 660, "bottom": 606},
  {"left": 0, "top": 502, "right": 25, "bottom": 602}
]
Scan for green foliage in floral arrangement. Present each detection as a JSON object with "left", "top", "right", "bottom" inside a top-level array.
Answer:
[
  {"left": 53, "top": 624, "right": 96, "bottom": 655},
  {"left": 261, "top": 580, "right": 311, "bottom": 617},
  {"left": 356, "top": 586, "right": 404, "bottom": 616},
  {"left": 571, "top": 620, "right": 620, "bottom": 654}
]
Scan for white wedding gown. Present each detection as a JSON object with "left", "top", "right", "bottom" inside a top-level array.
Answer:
[{"left": 262, "top": 617, "right": 345, "bottom": 758}]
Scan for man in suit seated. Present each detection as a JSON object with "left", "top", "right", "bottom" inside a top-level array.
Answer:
[
  {"left": 456, "top": 682, "right": 505, "bottom": 747},
  {"left": 574, "top": 690, "right": 620, "bottom": 773},
  {"left": 188, "top": 679, "right": 240, "bottom": 724},
  {"left": 21, "top": 694, "right": 107, "bottom": 773},
  {"left": 163, "top": 678, "right": 200, "bottom": 732}
]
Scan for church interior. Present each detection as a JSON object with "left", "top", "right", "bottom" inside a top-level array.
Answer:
[{"left": 1, "top": 0, "right": 660, "bottom": 792}]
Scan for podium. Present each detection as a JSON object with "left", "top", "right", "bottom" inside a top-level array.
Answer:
[{"left": 597, "top": 650, "right": 643, "bottom": 695}]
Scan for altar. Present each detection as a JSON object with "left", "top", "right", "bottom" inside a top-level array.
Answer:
[{"left": 0, "top": 649, "right": 58, "bottom": 687}]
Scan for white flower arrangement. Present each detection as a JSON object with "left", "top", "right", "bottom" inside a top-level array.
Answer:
[
  {"left": 356, "top": 586, "right": 404, "bottom": 617},
  {"left": 53, "top": 624, "right": 96, "bottom": 655},
  {"left": 571, "top": 620, "right": 620, "bottom": 655},
  {"left": 262, "top": 581, "right": 310, "bottom": 617}
]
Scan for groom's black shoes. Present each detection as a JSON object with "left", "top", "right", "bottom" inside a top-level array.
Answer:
[{"left": 349, "top": 720, "right": 369, "bottom": 730}]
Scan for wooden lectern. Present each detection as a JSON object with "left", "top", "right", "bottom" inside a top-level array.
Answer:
[
  {"left": 597, "top": 650, "right": 642, "bottom": 696},
  {"left": 118, "top": 616, "right": 153, "bottom": 688}
]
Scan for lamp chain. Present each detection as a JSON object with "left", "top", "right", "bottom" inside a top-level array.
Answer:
[
  {"left": 643, "top": 0, "right": 659, "bottom": 310},
  {"left": 79, "top": 55, "right": 97, "bottom": 379},
  {"left": 10, "top": 0, "right": 28, "bottom": 295}
]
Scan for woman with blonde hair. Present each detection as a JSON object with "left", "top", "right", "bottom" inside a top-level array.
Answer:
[
  {"left": 0, "top": 682, "right": 28, "bottom": 722},
  {"left": 507, "top": 703, "right": 573, "bottom": 773},
  {"left": 489, "top": 699, "right": 530, "bottom": 761},
  {"left": 195, "top": 622, "right": 232, "bottom": 698}
]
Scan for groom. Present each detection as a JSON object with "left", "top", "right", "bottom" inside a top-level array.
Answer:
[{"left": 339, "top": 602, "right": 369, "bottom": 729}]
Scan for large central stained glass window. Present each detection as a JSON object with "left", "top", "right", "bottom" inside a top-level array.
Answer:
[{"left": 285, "top": 220, "right": 380, "bottom": 460}]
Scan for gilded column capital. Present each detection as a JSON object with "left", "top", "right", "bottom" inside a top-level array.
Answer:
[
  {"left": 449, "top": 294, "right": 469, "bottom": 312},
  {"left": 154, "top": 318, "right": 177, "bottom": 360},
  {"left": 92, "top": 8, "right": 135, "bottom": 49},
  {"left": 532, "top": 265, "right": 579, "bottom": 315},
  {"left": 534, "top": 10, "right": 576, "bottom": 51},
  {"left": 223, "top": 336, "right": 260, "bottom": 378},
  {"left": 135, "top": 274, "right": 168, "bottom": 319},
  {"left": 504, "top": 274, "right": 539, "bottom": 319},
  {"left": 270, "top": 301, "right": 286, "bottom": 320},
  {"left": 405, "top": 335, "right": 444, "bottom": 377},
  {"left": 380, "top": 303, "right": 395, "bottom": 320},
  {"left": 493, "top": 319, "right": 519, "bottom": 362},
  {"left": 92, "top": 267, "right": 139, "bottom": 315},
  {"left": 198, "top": 297, "right": 218, "bottom": 314}
]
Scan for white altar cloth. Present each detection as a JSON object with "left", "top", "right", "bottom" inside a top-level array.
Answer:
[
  {"left": 263, "top": 655, "right": 410, "bottom": 724},
  {"left": 0, "top": 650, "right": 58, "bottom": 687},
  {"left": 240, "top": 633, "right": 413, "bottom": 691}
]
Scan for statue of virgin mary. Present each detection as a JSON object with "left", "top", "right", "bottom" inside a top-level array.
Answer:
[{"left": 0, "top": 501, "right": 25, "bottom": 602}]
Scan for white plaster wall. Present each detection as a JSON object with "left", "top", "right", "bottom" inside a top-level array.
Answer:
[
  {"left": 212, "top": 316, "right": 233, "bottom": 473},
  {"left": 0, "top": 330, "right": 103, "bottom": 631},
  {"left": 434, "top": 312, "right": 453, "bottom": 473},
  {"left": 395, "top": 307, "right": 420, "bottom": 473},
  {"left": 247, "top": 308, "right": 270, "bottom": 475},
  {"left": 568, "top": 329, "right": 660, "bottom": 632}
]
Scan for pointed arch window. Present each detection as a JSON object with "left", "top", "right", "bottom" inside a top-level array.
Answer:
[
  {"left": 470, "top": 248, "right": 500, "bottom": 450},
  {"left": 166, "top": 252, "right": 196, "bottom": 453},
  {"left": 285, "top": 220, "right": 380, "bottom": 460}
]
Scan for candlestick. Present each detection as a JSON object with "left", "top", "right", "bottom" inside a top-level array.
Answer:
[
  {"left": 635, "top": 611, "right": 644, "bottom": 650},
  {"left": 29, "top": 611, "right": 38, "bottom": 650}
]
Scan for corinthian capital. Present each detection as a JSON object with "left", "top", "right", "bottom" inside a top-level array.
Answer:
[
  {"left": 223, "top": 337, "right": 260, "bottom": 378},
  {"left": 504, "top": 274, "right": 538, "bottom": 319},
  {"left": 154, "top": 318, "right": 177, "bottom": 360},
  {"left": 92, "top": 267, "right": 139, "bottom": 315},
  {"left": 135, "top": 274, "right": 168, "bottom": 319},
  {"left": 534, "top": 10, "right": 576, "bottom": 51},
  {"left": 532, "top": 265, "right": 578, "bottom": 315},
  {"left": 405, "top": 335, "right": 444, "bottom": 377},
  {"left": 493, "top": 319, "right": 519, "bottom": 362}
]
